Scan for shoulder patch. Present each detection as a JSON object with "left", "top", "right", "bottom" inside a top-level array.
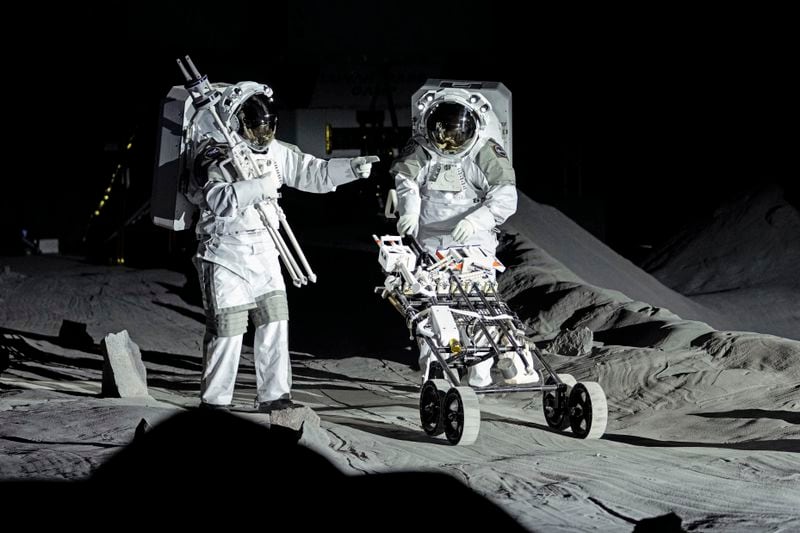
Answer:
[
  {"left": 492, "top": 142, "right": 508, "bottom": 159},
  {"left": 200, "top": 141, "right": 229, "bottom": 162},
  {"left": 400, "top": 138, "right": 417, "bottom": 157},
  {"left": 204, "top": 146, "right": 223, "bottom": 160}
]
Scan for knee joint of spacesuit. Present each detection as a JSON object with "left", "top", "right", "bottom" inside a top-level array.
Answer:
[
  {"left": 206, "top": 309, "right": 249, "bottom": 337},
  {"left": 250, "top": 290, "right": 289, "bottom": 326}
]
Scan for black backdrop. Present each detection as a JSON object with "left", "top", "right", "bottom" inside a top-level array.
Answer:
[{"left": 3, "top": 2, "right": 794, "bottom": 261}]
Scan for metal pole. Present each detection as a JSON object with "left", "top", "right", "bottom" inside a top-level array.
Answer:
[
  {"left": 266, "top": 223, "right": 306, "bottom": 286},
  {"left": 277, "top": 209, "right": 317, "bottom": 283}
]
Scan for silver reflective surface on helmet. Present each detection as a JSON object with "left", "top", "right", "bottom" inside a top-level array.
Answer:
[
  {"left": 236, "top": 94, "right": 277, "bottom": 152},
  {"left": 425, "top": 102, "right": 477, "bottom": 155}
]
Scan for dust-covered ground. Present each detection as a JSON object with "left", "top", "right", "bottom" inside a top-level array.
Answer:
[{"left": 1, "top": 195, "right": 798, "bottom": 531}]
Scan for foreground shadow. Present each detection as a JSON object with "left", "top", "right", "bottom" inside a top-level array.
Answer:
[{"left": 0, "top": 410, "right": 526, "bottom": 529}]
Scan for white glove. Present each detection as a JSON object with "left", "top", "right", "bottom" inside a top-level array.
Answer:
[
  {"left": 350, "top": 155, "right": 380, "bottom": 178},
  {"left": 451, "top": 218, "right": 475, "bottom": 243},
  {"left": 397, "top": 213, "right": 419, "bottom": 237}
]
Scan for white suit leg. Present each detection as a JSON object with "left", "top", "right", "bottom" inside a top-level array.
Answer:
[
  {"left": 418, "top": 338, "right": 432, "bottom": 384},
  {"left": 201, "top": 330, "right": 244, "bottom": 405},
  {"left": 468, "top": 326, "right": 495, "bottom": 388},
  {"left": 254, "top": 320, "right": 292, "bottom": 403},
  {"left": 467, "top": 358, "right": 493, "bottom": 387}
]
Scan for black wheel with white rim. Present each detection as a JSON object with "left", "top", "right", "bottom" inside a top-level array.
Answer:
[
  {"left": 568, "top": 382, "right": 608, "bottom": 439},
  {"left": 443, "top": 386, "right": 480, "bottom": 445}
]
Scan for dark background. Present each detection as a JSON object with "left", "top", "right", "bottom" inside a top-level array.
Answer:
[{"left": 2, "top": 2, "right": 795, "bottom": 264}]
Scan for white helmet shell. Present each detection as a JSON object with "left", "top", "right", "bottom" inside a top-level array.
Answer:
[
  {"left": 217, "top": 81, "right": 274, "bottom": 131},
  {"left": 411, "top": 80, "right": 512, "bottom": 163}
]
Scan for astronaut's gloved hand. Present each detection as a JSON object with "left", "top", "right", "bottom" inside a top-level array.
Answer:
[
  {"left": 451, "top": 218, "right": 475, "bottom": 243},
  {"left": 351, "top": 155, "right": 380, "bottom": 178},
  {"left": 258, "top": 175, "right": 279, "bottom": 199},
  {"left": 397, "top": 213, "right": 419, "bottom": 237}
]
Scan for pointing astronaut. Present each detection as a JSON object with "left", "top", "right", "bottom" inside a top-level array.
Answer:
[
  {"left": 156, "top": 58, "right": 379, "bottom": 412},
  {"left": 390, "top": 80, "right": 537, "bottom": 388}
]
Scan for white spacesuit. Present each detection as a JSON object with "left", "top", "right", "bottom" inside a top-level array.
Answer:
[
  {"left": 391, "top": 89, "right": 520, "bottom": 387},
  {"left": 190, "top": 81, "right": 377, "bottom": 410}
]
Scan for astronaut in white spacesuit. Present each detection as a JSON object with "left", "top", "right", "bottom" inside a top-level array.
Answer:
[
  {"left": 191, "top": 81, "right": 378, "bottom": 411},
  {"left": 390, "top": 92, "right": 526, "bottom": 388}
]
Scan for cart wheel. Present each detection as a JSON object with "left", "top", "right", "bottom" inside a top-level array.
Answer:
[
  {"left": 542, "top": 373, "right": 577, "bottom": 430},
  {"left": 419, "top": 379, "right": 449, "bottom": 436},
  {"left": 568, "top": 382, "right": 608, "bottom": 439},
  {"left": 443, "top": 386, "right": 481, "bottom": 445}
]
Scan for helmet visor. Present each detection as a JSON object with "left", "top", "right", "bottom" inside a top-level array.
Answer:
[
  {"left": 242, "top": 116, "right": 277, "bottom": 150},
  {"left": 426, "top": 102, "right": 477, "bottom": 154},
  {"left": 237, "top": 94, "right": 277, "bottom": 150}
]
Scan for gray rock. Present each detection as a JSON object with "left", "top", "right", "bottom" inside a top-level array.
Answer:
[
  {"left": 549, "top": 327, "right": 593, "bottom": 357},
  {"left": 269, "top": 405, "right": 320, "bottom": 432},
  {"left": 101, "top": 330, "right": 150, "bottom": 398},
  {"left": 270, "top": 406, "right": 332, "bottom": 457}
]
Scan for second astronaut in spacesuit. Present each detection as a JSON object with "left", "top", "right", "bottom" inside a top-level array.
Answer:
[{"left": 390, "top": 96, "right": 519, "bottom": 387}]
